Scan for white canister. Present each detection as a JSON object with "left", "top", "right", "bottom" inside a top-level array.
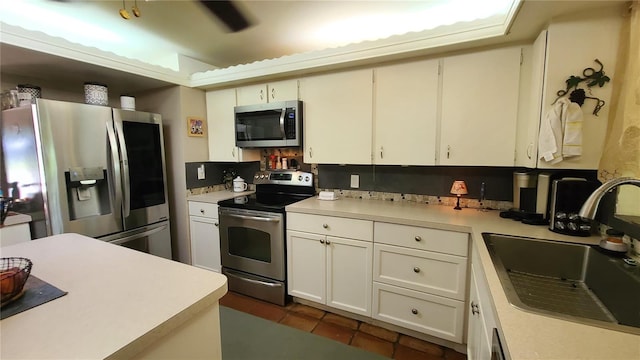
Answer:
[
  {"left": 84, "top": 82, "right": 108, "bottom": 106},
  {"left": 120, "top": 95, "right": 136, "bottom": 110},
  {"left": 233, "top": 176, "right": 248, "bottom": 192}
]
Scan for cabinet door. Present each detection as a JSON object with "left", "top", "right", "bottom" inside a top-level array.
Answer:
[
  {"left": 237, "top": 80, "right": 298, "bottom": 106},
  {"left": 268, "top": 79, "right": 299, "bottom": 102},
  {"left": 236, "top": 84, "right": 268, "bottom": 105},
  {"left": 374, "top": 59, "right": 439, "bottom": 165},
  {"left": 206, "top": 89, "right": 260, "bottom": 162},
  {"left": 515, "top": 31, "right": 547, "bottom": 167},
  {"left": 189, "top": 216, "right": 221, "bottom": 272},
  {"left": 287, "top": 230, "right": 326, "bottom": 303},
  {"left": 300, "top": 69, "right": 373, "bottom": 164},
  {"left": 440, "top": 47, "right": 521, "bottom": 166},
  {"left": 467, "top": 265, "right": 493, "bottom": 360},
  {"left": 326, "top": 236, "right": 373, "bottom": 316}
]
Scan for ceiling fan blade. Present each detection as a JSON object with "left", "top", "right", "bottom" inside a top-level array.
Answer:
[{"left": 199, "top": 0, "right": 251, "bottom": 32}]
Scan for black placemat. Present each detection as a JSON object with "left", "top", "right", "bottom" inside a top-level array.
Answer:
[{"left": 1, "top": 275, "right": 68, "bottom": 320}]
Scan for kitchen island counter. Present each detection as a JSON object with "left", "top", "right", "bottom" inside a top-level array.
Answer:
[
  {"left": 286, "top": 197, "right": 640, "bottom": 360},
  {"left": 0, "top": 233, "right": 228, "bottom": 359}
]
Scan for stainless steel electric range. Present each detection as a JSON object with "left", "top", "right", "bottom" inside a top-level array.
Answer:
[{"left": 217, "top": 170, "right": 315, "bottom": 305}]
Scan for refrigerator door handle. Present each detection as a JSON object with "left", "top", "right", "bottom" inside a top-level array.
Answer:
[
  {"left": 106, "top": 121, "right": 122, "bottom": 222},
  {"left": 114, "top": 118, "right": 131, "bottom": 218},
  {"left": 109, "top": 224, "right": 168, "bottom": 245}
]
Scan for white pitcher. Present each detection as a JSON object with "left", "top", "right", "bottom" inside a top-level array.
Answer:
[{"left": 233, "top": 176, "right": 248, "bottom": 192}]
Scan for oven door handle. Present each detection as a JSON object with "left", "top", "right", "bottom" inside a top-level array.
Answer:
[{"left": 224, "top": 213, "right": 281, "bottom": 223}]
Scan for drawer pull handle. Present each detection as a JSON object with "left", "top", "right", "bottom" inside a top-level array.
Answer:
[
  {"left": 322, "top": 223, "right": 328, "bottom": 229},
  {"left": 411, "top": 308, "right": 419, "bottom": 315},
  {"left": 414, "top": 236, "right": 422, "bottom": 242},
  {"left": 413, "top": 267, "right": 420, "bottom": 273},
  {"left": 320, "top": 239, "right": 325, "bottom": 244},
  {"left": 471, "top": 301, "right": 480, "bottom": 316},
  {"left": 214, "top": 222, "right": 219, "bottom": 227}
]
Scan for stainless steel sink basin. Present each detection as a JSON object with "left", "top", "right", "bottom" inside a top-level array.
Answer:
[{"left": 482, "top": 233, "right": 640, "bottom": 335}]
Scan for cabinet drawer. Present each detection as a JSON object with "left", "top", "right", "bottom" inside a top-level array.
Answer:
[
  {"left": 372, "top": 282, "right": 465, "bottom": 343},
  {"left": 188, "top": 201, "right": 219, "bottom": 219},
  {"left": 374, "top": 244, "right": 467, "bottom": 300},
  {"left": 287, "top": 213, "right": 373, "bottom": 241},
  {"left": 374, "top": 222, "right": 468, "bottom": 256}
]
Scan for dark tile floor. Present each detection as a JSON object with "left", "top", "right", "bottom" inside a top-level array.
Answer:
[{"left": 220, "top": 291, "right": 467, "bottom": 360}]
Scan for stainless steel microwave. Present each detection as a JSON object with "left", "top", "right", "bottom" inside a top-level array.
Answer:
[{"left": 234, "top": 100, "right": 302, "bottom": 148}]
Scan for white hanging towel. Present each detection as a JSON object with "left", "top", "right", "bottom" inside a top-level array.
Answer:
[{"left": 538, "top": 98, "right": 584, "bottom": 164}]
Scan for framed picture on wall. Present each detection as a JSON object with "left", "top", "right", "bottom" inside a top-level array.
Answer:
[{"left": 187, "top": 117, "right": 206, "bottom": 137}]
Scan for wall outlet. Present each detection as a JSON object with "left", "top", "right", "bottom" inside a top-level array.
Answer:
[
  {"left": 350, "top": 174, "right": 359, "bottom": 188},
  {"left": 197, "top": 164, "right": 205, "bottom": 180}
]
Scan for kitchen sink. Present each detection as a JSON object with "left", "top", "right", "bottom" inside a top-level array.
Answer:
[{"left": 482, "top": 233, "right": 640, "bottom": 335}]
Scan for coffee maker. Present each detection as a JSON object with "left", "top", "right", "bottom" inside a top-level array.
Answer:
[{"left": 500, "top": 171, "right": 552, "bottom": 225}]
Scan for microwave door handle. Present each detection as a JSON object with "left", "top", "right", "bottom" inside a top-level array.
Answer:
[
  {"left": 279, "top": 108, "right": 286, "bottom": 139},
  {"left": 106, "top": 121, "right": 123, "bottom": 222},
  {"left": 114, "top": 118, "right": 131, "bottom": 218}
]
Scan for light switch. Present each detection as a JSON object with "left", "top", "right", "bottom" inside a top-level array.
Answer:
[
  {"left": 350, "top": 174, "right": 359, "bottom": 188},
  {"left": 197, "top": 164, "right": 205, "bottom": 180}
]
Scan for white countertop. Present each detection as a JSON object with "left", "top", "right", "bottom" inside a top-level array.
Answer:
[
  {"left": 0, "top": 233, "right": 228, "bottom": 359},
  {"left": 286, "top": 197, "right": 640, "bottom": 360},
  {"left": 187, "top": 190, "right": 254, "bottom": 204},
  {"left": 0, "top": 212, "right": 32, "bottom": 227}
]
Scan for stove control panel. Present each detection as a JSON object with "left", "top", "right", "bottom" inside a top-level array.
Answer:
[{"left": 253, "top": 170, "right": 313, "bottom": 187}]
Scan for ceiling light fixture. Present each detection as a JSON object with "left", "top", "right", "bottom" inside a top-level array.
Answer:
[
  {"left": 119, "top": 0, "right": 131, "bottom": 19},
  {"left": 132, "top": 0, "right": 141, "bottom": 18}
]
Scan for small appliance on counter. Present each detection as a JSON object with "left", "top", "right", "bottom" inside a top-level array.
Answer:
[
  {"left": 549, "top": 178, "right": 600, "bottom": 236},
  {"left": 500, "top": 171, "right": 552, "bottom": 225}
]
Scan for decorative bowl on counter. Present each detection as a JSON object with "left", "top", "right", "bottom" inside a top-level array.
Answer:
[{"left": 1, "top": 257, "right": 33, "bottom": 306}]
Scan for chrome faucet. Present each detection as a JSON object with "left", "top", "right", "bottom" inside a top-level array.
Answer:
[{"left": 578, "top": 177, "right": 640, "bottom": 219}]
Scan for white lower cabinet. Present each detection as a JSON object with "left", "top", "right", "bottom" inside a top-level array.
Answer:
[
  {"left": 287, "top": 213, "right": 373, "bottom": 317},
  {"left": 467, "top": 248, "right": 498, "bottom": 359},
  {"left": 188, "top": 201, "right": 221, "bottom": 272},
  {"left": 286, "top": 212, "right": 470, "bottom": 344},
  {"left": 372, "top": 282, "right": 465, "bottom": 343},
  {"left": 372, "top": 222, "right": 468, "bottom": 343}
]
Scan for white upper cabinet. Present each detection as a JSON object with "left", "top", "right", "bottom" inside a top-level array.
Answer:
[
  {"left": 236, "top": 79, "right": 299, "bottom": 106},
  {"left": 206, "top": 89, "right": 260, "bottom": 162},
  {"left": 299, "top": 69, "right": 373, "bottom": 164},
  {"left": 535, "top": 13, "right": 621, "bottom": 170},
  {"left": 439, "top": 47, "right": 522, "bottom": 166},
  {"left": 515, "top": 31, "right": 547, "bottom": 168},
  {"left": 373, "top": 59, "right": 439, "bottom": 165}
]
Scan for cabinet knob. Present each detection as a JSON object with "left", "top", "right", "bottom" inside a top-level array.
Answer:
[
  {"left": 322, "top": 223, "right": 328, "bottom": 229},
  {"left": 413, "top": 267, "right": 420, "bottom": 273},
  {"left": 320, "top": 239, "right": 325, "bottom": 244},
  {"left": 326, "top": 239, "right": 331, "bottom": 245},
  {"left": 200, "top": 209, "right": 205, "bottom": 214},
  {"left": 411, "top": 308, "right": 419, "bottom": 315},
  {"left": 471, "top": 301, "right": 480, "bottom": 316},
  {"left": 414, "top": 236, "right": 422, "bottom": 242},
  {"left": 214, "top": 222, "right": 219, "bottom": 227}
]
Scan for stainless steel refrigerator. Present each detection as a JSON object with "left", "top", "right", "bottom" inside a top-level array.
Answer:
[{"left": 1, "top": 99, "right": 172, "bottom": 259}]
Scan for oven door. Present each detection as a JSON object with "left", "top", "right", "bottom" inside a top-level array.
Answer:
[{"left": 219, "top": 207, "right": 285, "bottom": 281}]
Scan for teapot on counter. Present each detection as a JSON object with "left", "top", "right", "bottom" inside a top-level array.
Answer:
[{"left": 233, "top": 176, "right": 248, "bottom": 192}]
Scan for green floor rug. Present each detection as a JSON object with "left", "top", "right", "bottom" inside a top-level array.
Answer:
[{"left": 220, "top": 306, "right": 389, "bottom": 360}]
